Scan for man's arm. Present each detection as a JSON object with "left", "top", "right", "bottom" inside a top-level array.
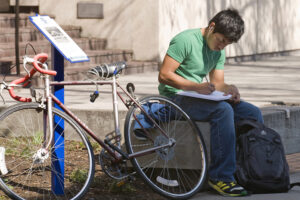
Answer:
[
  {"left": 158, "top": 54, "right": 215, "bottom": 95},
  {"left": 209, "top": 69, "right": 240, "bottom": 103}
]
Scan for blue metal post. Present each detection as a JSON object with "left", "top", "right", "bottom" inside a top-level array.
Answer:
[{"left": 51, "top": 46, "right": 65, "bottom": 194}]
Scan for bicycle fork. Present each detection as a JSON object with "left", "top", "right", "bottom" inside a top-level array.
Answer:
[{"left": 32, "top": 70, "right": 54, "bottom": 164}]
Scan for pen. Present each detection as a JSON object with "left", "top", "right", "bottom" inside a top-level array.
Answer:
[
  {"left": 204, "top": 76, "right": 209, "bottom": 83},
  {"left": 204, "top": 76, "right": 215, "bottom": 92}
]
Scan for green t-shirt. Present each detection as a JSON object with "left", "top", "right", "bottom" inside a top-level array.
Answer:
[{"left": 158, "top": 28, "right": 225, "bottom": 97}]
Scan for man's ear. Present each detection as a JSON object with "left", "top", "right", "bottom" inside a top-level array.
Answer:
[{"left": 209, "top": 22, "right": 215, "bottom": 32}]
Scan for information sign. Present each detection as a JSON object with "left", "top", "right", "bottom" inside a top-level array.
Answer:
[{"left": 29, "top": 15, "right": 89, "bottom": 63}]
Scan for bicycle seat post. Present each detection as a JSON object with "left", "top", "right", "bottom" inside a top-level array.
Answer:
[
  {"left": 111, "top": 75, "right": 121, "bottom": 147},
  {"left": 44, "top": 64, "right": 54, "bottom": 150}
]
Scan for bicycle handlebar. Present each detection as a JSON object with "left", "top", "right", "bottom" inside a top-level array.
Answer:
[
  {"left": 32, "top": 53, "right": 57, "bottom": 76},
  {"left": 8, "top": 53, "right": 57, "bottom": 102}
]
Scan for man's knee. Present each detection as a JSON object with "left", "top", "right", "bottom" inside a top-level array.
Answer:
[
  {"left": 236, "top": 101, "right": 263, "bottom": 122},
  {"left": 215, "top": 101, "right": 234, "bottom": 117}
]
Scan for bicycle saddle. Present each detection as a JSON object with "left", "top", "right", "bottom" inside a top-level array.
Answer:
[{"left": 88, "top": 62, "right": 126, "bottom": 78}]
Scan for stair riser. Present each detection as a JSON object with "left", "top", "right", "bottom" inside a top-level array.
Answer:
[
  {"left": 0, "top": 39, "right": 107, "bottom": 57},
  {"left": 0, "top": 61, "right": 12, "bottom": 74},
  {"left": 0, "top": 17, "right": 31, "bottom": 28},
  {"left": 0, "top": 29, "right": 81, "bottom": 43}
]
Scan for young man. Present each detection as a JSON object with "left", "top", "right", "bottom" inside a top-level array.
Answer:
[{"left": 158, "top": 9, "right": 263, "bottom": 197}]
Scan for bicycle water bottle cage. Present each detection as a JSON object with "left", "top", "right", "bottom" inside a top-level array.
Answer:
[{"left": 88, "top": 62, "right": 126, "bottom": 79}]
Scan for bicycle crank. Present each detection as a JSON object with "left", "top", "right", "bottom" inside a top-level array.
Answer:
[
  {"left": 154, "top": 135, "right": 175, "bottom": 161},
  {"left": 99, "top": 149, "right": 129, "bottom": 180}
]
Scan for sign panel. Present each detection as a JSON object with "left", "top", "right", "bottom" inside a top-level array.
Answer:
[{"left": 29, "top": 15, "right": 89, "bottom": 63}]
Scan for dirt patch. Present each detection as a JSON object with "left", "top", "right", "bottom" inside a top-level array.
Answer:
[
  {"left": 0, "top": 137, "right": 166, "bottom": 200},
  {"left": 0, "top": 158, "right": 166, "bottom": 200},
  {"left": 83, "top": 160, "right": 166, "bottom": 200}
]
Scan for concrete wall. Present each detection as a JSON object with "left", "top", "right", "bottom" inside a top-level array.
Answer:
[
  {"left": 158, "top": 0, "right": 300, "bottom": 61},
  {"left": 39, "top": 0, "right": 159, "bottom": 61},
  {"left": 37, "top": 0, "right": 300, "bottom": 62}
]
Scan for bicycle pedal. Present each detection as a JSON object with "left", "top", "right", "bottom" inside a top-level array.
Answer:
[{"left": 105, "top": 133, "right": 121, "bottom": 144}]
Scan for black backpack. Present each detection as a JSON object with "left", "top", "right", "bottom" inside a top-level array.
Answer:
[{"left": 235, "top": 119, "right": 300, "bottom": 193}]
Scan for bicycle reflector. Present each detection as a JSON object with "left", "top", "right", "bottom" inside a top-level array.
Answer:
[{"left": 0, "top": 147, "right": 8, "bottom": 175}]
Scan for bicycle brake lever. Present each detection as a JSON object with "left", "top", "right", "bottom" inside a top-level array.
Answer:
[
  {"left": 23, "top": 56, "right": 36, "bottom": 77},
  {"left": 23, "top": 57, "right": 31, "bottom": 77}
]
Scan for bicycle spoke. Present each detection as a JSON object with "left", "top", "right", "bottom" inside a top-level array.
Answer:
[
  {"left": 0, "top": 103, "right": 94, "bottom": 200},
  {"left": 125, "top": 95, "right": 207, "bottom": 199}
]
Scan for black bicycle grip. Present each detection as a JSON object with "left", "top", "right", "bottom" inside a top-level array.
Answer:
[{"left": 90, "top": 91, "right": 99, "bottom": 103}]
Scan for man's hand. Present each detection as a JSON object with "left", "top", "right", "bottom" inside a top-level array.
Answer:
[
  {"left": 224, "top": 84, "right": 240, "bottom": 104},
  {"left": 196, "top": 82, "right": 215, "bottom": 95}
]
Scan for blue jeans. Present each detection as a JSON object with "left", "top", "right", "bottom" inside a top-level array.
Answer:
[{"left": 172, "top": 95, "right": 263, "bottom": 182}]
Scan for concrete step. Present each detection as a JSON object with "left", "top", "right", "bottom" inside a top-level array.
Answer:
[
  {"left": 0, "top": 25, "right": 82, "bottom": 43},
  {"left": 1, "top": 49, "right": 134, "bottom": 74},
  {"left": 0, "top": 13, "right": 33, "bottom": 28},
  {"left": 0, "top": 74, "right": 24, "bottom": 83},
  {"left": 0, "top": 37, "right": 107, "bottom": 57}
]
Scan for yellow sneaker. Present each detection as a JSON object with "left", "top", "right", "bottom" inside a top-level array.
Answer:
[{"left": 208, "top": 179, "right": 248, "bottom": 197}]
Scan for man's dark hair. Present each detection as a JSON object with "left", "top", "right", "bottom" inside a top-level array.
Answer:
[{"left": 209, "top": 8, "right": 244, "bottom": 42}]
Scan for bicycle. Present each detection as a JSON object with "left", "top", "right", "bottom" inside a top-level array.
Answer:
[{"left": 0, "top": 53, "right": 208, "bottom": 200}]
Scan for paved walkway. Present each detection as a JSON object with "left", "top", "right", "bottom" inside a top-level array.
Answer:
[
  {"left": 56, "top": 53, "right": 300, "bottom": 109},
  {"left": 2, "top": 54, "right": 300, "bottom": 110}
]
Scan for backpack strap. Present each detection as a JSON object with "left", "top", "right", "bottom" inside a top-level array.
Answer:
[
  {"left": 236, "top": 119, "right": 265, "bottom": 136},
  {"left": 236, "top": 119, "right": 262, "bottom": 129}
]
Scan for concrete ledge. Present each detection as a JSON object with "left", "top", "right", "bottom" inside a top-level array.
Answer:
[
  {"left": 0, "top": 105, "right": 299, "bottom": 155},
  {"left": 52, "top": 105, "right": 300, "bottom": 155},
  {"left": 261, "top": 106, "right": 300, "bottom": 154},
  {"left": 196, "top": 106, "right": 300, "bottom": 156}
]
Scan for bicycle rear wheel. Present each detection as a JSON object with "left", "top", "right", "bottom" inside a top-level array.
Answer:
[
  {"left": 0, "top": 103, "right": 95, "bottom": 200},
  {"left": 124, "top": 95, "right": 208, "bottom": 199}
]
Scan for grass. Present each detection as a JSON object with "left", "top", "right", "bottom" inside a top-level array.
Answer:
[
  {"left": 69, "top": 169, "right": 88, "bottom": 183},
  {"left": 3, "top": 131, "right": 44, "bottom": 157},
  {"left": 109, "top": 180, "right": 137, "bottom": 193},
  {"left": 0, "top": 195, "right": 10, "bottom": 200}
]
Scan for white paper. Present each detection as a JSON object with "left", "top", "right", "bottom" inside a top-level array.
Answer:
[
  {"left": 177, "top": 90, "right": 232, "bottom": 101},
  {"left": 29, "top": 15, "right": 89, "bottom": 63}
]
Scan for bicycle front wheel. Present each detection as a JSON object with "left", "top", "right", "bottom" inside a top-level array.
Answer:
[
  {"left": 124, "top": 95, "right": 208, "bottom": 199},
  {"left": 0, "top": 103, "right": 95, "bottom": 200}
]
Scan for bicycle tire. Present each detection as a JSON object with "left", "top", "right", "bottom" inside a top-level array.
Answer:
[
  {"left": 0, "top": 103, "right": 95, "bottom": 200},
  {"left": 124, "top": 95, "right": 208, "bottom": 199}
]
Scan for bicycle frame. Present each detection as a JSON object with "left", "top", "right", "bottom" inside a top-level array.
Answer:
[
  {"left": 4, "top": 53, "right": 173, "bottom": 164},
  {"left": 1, "top": 54, "right": 208, "bottom": 200},
  {"left": 49, "top": 77, "right": 173, "bottom": 162}
]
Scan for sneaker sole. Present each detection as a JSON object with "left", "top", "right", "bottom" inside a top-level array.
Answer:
[
  {"left": 208, "top": 181, "right": 246, "bottom": 197},
  {"left": 133, "top": 129, "right": 148, "bottom": 141},
  {"left": 134, "top": 135, "right": 147, "bottom": 141}
]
